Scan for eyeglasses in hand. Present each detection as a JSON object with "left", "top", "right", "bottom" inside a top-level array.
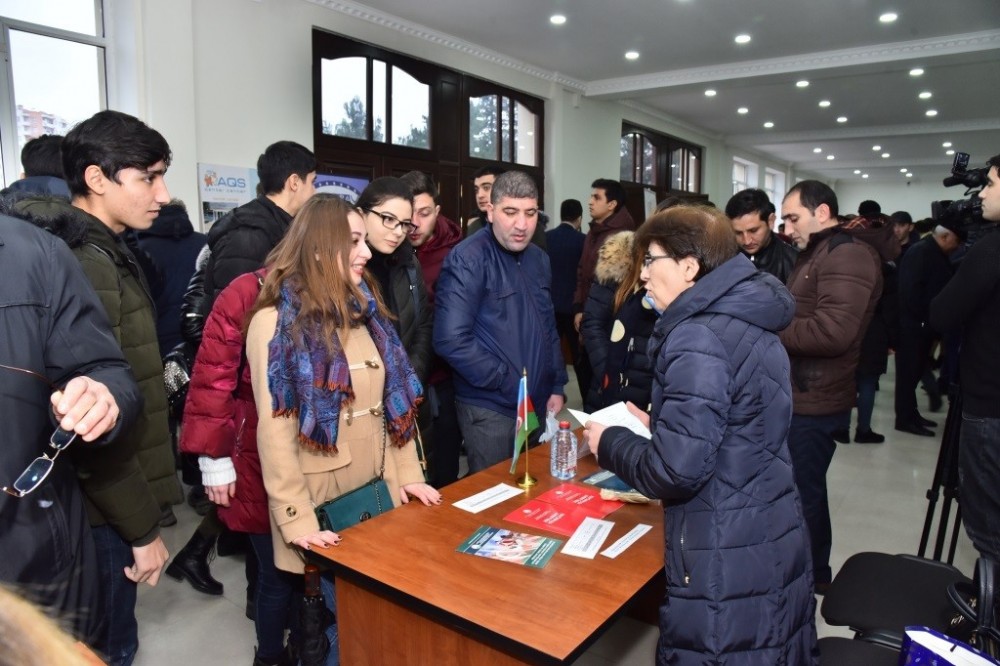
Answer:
[
  {"left": 362, "top": 208, "right": 416, "bottom": 234},
  {"left": 0, "top": 363, "right": 78, "bottom": 498}
]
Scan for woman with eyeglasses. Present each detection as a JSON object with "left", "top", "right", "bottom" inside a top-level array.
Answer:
[
  {"left": 583, "top": 206, "right": 818, "bottom": 664},
  {"left": 245, "top": 194, "right": 441, "bottom": 666},
  {"left": 355, "top": 178, "right": 433, "bottom": 391}
]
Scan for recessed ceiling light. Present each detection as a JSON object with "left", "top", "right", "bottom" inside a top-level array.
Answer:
[
  {"left": 854, "top": 169, "right": 862, "bottom": 174},
  {"left": 872, "top": 145, "right": 882, "bottom": 151},
  {"left": 900, "top": 168, "right": 908, "bottom": 173},
  {"left": 813, "top": 147, "right": 823, "bottom": 153},
  {"left": 882, "top": 153, "right": 890, "bottom": 158},
  {"left": 763, "top": 121, "right": 774, "bottom": 128},
  {"left": 942, "top": 141, "right": 952, "bottom": 147},
  {"left": 919, "top": 91, "right": 932, "bottom": 100},
  {"left": 906, "top": 173, "right": 913, "bottom": 178},
  {"left": 837, "top": 116, "right": 848, "bottom": 123},
  {"left": 863, "top": 174, "right": 870, "bottom": 179},
  {"left": 625, "top": 50, "right": 640, "bottom": 60},
  {"left": 549, "top": 14, "right": 566, "bottom": 25},
  {"left": 910, "top": 68, "right": 924, "bottom": 76},
  {"left": 737, "top": 107, "right": 749, "bottom": 114},
  {"left": 796, "top": 80, "right": 809, "bottom": 88},
  {"left": 735, "top": 34, "right": 751, "bottom": 44},
  {"left": 818, "top": 100, "right": 831, "bottom": 108},
  {"left": 879, "top": 12, "right": 898, "bottom": 23},
  {"left": 926, "top": 109, "right": 938, "bottom": 117},
  {"left": 704, "top": 89, "right": 717, "bottom": 97},
  {"left": 827, "top": 155, "right": 835, "bottom": 160},
  {"left": 946, "top": 149, "right": 956, "bottom": 155}
]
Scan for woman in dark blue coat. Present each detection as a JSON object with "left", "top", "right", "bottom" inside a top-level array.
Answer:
[{"left": 585, "top": 206, "right": 818, "bottom": 665}]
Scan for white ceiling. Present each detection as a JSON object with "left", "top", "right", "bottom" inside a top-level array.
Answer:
[{"left": 323, "top": 0, "right": 1000, "bottom": 187}]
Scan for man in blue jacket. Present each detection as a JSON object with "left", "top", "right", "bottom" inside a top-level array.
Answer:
[{"left": 434, "top": 171, "right": 567, "bottom": 473}]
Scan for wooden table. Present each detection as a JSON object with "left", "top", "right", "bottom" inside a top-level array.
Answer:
[{"left": 312, "top": 449, "right": 665, "bottom": 665}]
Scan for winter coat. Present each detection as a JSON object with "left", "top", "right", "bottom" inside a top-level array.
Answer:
[
  {"left": 415, "top": 214, "right": 462, "bottom": 307},
  {"left": 367, "top": 242, "right": 433, "bottom": 384},
  {"left": 135, "top": 204, "right": 207, "bottom": 355},
  {"left": 180, "top": 246, "right": 211, "bottom": 347},
  {"left": 202, "top": 196, "right": 292, "bottom": 316},
  {"left": 0, "top": 214, "right": 141, "bottom": 645},
  {"left": 779, "top": 226, "right": 886, "bottom": 416},
  {"left": 573, "top": 206, "right": 636, "bottom": 313},
  {"left": 745, "top": 233, "right": 798, "bottom": 284},
  {"left": 1, "top": 175, "right": 71, "bottom": 199},
  {"left": 857, "top": 261, "right": 899, "bottom": 377},
  {"left": 580, "top": 232, "right": 656, "bottom": 412},
  {"left": 598, "top": 255, "right": 818, "bottom": 665},
  {"left": 433, "top": 226, "right": 567, "bottom": 421},
  {"left": 180, "top": 271, "right": 268, "bottom": 533},
  {"left": 545, "top": 222, "right": 585, "bottom": 315},
  {"left": 10, "top": 198, "right": 182, "bottom": 541}
]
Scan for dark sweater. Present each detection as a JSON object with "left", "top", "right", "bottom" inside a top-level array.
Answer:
[{"left": 929, "top": 227, "right": 1000, "bottom": 417}]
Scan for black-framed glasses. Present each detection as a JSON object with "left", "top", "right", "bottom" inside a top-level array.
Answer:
[
  {"left": 642, "top": 254, "right": 672, "bottom": 268},
  {"left": 0, "top": 363, "right": 78, "bottom": 498},
  {"left": 362, "top": 207, "right": 416, "bottom": 234}
]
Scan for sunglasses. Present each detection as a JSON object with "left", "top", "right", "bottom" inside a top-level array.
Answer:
[{"left": 0, "top": 363, "right": 78, "bottom": 498}]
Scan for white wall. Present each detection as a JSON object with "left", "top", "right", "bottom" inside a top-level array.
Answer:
[{"left": 835, "top": 178, "right": 960, "bottom": 220}]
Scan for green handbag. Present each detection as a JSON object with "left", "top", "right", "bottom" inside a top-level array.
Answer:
[{"left": 314, "top": 419, "right": 394, "bottom": 532}]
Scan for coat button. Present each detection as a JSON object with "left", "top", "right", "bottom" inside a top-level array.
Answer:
[{"left": 286, "top": 506, "right": 297, "bottom": 517}]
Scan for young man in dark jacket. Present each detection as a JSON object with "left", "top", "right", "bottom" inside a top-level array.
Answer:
[
  {"left": 725, "top": 187, "right": 797, "bottom": 284},
  {"left": 0, "top": 213, "right": 141, "bottom": 648}
]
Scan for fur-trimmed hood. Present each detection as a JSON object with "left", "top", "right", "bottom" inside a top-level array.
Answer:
[{"left": 593, "top": 231, "right": 635, "bottom": 285}]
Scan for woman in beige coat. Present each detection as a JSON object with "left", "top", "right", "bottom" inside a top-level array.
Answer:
[{"left": 245, "top": 194, "right": 441, "bottom": 664}]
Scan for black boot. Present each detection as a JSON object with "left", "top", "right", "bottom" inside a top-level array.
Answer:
[{"left": 165, "top": 530, "right": 224, "bottom": 595}]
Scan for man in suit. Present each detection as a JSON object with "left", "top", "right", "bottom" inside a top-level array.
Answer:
[{"left": 546, "top": 199, "right": 588, "bottom": 402}]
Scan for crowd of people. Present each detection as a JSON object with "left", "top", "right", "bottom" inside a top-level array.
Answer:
[{"left": 1, "top": 109, "right": 998, "bottom": 666}]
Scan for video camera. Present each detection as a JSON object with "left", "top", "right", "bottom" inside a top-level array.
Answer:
[{"left": 931, "top": 152, "right": 987, "bottom": 235}]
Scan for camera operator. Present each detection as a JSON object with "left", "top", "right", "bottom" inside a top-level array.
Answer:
[{"left": 929, "top": 153, "right": 1000, "bottom": 561}]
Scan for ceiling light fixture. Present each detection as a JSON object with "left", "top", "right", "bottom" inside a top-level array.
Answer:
[
  {"left": 872, "top": 145, "right": 882, "bottom": 151},
  {"left": 863, "top": 174, "right": 870, "bottom": 179},
  {"left": 737, "top": 107, "right": 749, "bottom": 114},
  {"left": 763, "top": 121, "right": 774, "bottom": 128},
  {"left": 879, "top": 12, "right": 898, "bottom": 23},
  {"left": 882, "top": 153, "right": 890, "bottom": 158},
  {"left": 910, "top": 68, "right": 924, "bottom": 76},
  {"left": 946, "top": 149, "right": 956, "bottom": 155},
  {"left": 704, "top": 89, "right": 717, "bottom": 97},
  {"left": 818, "top": 100, "right": 831, "bottom": 108},
  {"left": 900, "top": 168, "right": 908, "bottom": 173},
  {"left": 919, "top": 91, "right": 932, "bottom": 100},
  {"left": 827, "top": 155, "right": 835, "bottom": 160},
  {"left": 943, "top": 141, "right": 952, "bottom": 147},
  {"left": 906, "top": 173, "right": 913, "bottom": 178},
  {"left": 549, "top": 14, "right": 566, "bottom": 25},
  {"left": 837, "top": 116, "right": 848, "bottom": 123},
  {"left": 735, "top": 34, "right": 751, "bottom": 44},
  {"left": 796, "top": 80, "right": 809, "bottom": 88},
  {"left": 926, "top": 109, "right": 938, "bottom": 117},
  {"left": 854, "top": 170, "right": 862, "bottom": 174},
  {"left": 813, "top": 147, "right": 823, "bottom": 153},
  {"left": 625, "top": 50, "right": 640, "bottom": 60}
]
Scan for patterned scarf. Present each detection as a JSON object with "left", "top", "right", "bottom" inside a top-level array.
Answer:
[{"left": 266, "top": 278, "right": 423, "bottom": 452}]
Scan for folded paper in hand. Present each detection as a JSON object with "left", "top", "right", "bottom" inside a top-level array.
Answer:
[{"left": 567, "top": 402, "right": 651, "bottom": 439}]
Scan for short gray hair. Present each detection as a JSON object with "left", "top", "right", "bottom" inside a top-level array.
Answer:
[{"left": 490, "top": 171, "right": 538, "bottom": 206}]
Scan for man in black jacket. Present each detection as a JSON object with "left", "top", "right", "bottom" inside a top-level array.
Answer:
[
  {"left": 930, "top": 153, "right": 1000, "bottom": 561},
  {"left": 0, "top": 213, "right": 141, "bottom": 647},
  {"left": 725, "top": 188, "right": 797, "bottom": 284},
  {"left": 201, "top": 141, "right": 316, "bottom": 314}
]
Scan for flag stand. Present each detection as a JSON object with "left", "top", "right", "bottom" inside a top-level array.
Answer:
[{"left": 513, "top": 368, "right": 537, "bottom": 489}]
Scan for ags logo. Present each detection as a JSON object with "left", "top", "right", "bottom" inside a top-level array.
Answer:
[{"left": 203, "top": 170, "right": 247, "bottom": 189}]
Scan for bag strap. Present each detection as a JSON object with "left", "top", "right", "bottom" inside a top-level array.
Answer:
[
  {"left": 978, "top": 558, "right": 998, "bottom": 640},
  {"left": 378, "top": 415, "right": 387, "bottom": 480},
  {"left": 413, "top": 425, "right": 428, "bottom": 479}
]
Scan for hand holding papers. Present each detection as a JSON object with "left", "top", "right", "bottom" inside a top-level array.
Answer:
[{"left": 568, "top": 402, "right": 651, "bottom": 439}]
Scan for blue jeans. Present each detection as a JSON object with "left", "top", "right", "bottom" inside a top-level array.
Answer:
[
  {"left": 958, "top": 412, "right": 1000, "bottom": 560},
  {"left": 91, "top": 524, "right": 139, "bottom": 666},
  {"left": 787, "top": 411, "right": 849, "bottom": 586},
  {"left": 247, "top": 533, "right": 300, "bottom": 660},
  {"left": 320, "top": 574, "right": 340, "bottom": 666}
]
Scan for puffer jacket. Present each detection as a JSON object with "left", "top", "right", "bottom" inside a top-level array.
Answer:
[
  {"left": 599, "top": 255, "right": 817, "bottom": 665},
  {"left": 10, "top": 197, "right": 182, "bottom": 542},
  {"left": 573, "top": 206, "right": 636, "bottom": 313},
  {"left": 433, "top": 226, "right": 567, "bottom": 420},
  {"left": 779, "top": 226, "right": 885, "bottom": 415},
  {"left": 367, "top": 241, "right": 433, "bottom": 384},
  {"left": 180, "top": 271, "right": 267, "bottom": 534},
  {"left": 580, "top": 232, "right": 656, "bottom": 412}
]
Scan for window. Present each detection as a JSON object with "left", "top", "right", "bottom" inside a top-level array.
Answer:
[
  {"left": 764, "top": 168, "right": 786, "bottom": 209},
  {"left": 320, "top": 56, "right": 430, "bottom": 149},
  {"left": 1, "top": 1, "right": 108, "bottom": 185},
  {"left": 732, "top": 157, "right": 758, "bottom": 194},
  {"left": 467, "top": 92, "right": 539, "bottom": 167},
  {"left": 620, "top": 123, "right": 701, "bottom": 193}
]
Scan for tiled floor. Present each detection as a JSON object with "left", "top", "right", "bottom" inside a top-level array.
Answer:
[{"left": 134, "top": 365, "right": 975, "bottom": 665}]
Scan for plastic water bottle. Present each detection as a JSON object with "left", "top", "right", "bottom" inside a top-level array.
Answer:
[{"left": 550, "top": 421, "right": 577, "bottom": 480}]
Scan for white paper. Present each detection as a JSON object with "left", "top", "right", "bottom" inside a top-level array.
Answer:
[
  {"left": 601, "top": 524, "right": 653, "bottom": 559},
  {"left": 561, "top": 516, "right": 614, "bottom": 559},
  {"left": 452, "top": 483, "right": 523, "bottom": 514},
  {"left": 568, "top": 402, "right": 651, "bottom": 439}
]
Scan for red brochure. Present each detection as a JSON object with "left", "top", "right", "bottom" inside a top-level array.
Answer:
[{"left": 503, "top": 483, "right": 624, "bottom": 536}]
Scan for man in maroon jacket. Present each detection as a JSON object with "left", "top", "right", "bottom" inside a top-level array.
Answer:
[{"left": 400, "top": 170, "right": 463, "bottom": 487}]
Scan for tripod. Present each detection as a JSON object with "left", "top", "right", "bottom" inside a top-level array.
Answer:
[{"left": 918, "top": 386, "right": 963, "bottom": 563}]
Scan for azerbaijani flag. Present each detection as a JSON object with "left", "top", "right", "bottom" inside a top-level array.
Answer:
[{"left": 509, "top": 370, "right": 539, "bottom": 473}]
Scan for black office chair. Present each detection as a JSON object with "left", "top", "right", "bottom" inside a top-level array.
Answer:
[
  {"left": 821, "top": 552, "right": 972, "bottom": 647},
  {"left": 817, "top": 636, "right": 899, "bottom": 666}
]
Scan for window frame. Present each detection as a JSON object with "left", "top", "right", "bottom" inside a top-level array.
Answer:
[{"left": 620, "top": 122, "right": 702, "bottom": 195}]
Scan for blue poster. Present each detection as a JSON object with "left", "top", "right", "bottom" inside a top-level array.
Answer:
[{"left": 315, "top": 174, "right": 370, "bottom": 204}]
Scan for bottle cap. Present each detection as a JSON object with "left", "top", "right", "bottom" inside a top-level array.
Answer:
[{"left": 559, "top": 420, "right": 570, "bottom": 429}]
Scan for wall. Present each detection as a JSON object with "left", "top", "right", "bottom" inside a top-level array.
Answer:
[{"left": 834, "top": 178, "right": 962, "bottom": 220}]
